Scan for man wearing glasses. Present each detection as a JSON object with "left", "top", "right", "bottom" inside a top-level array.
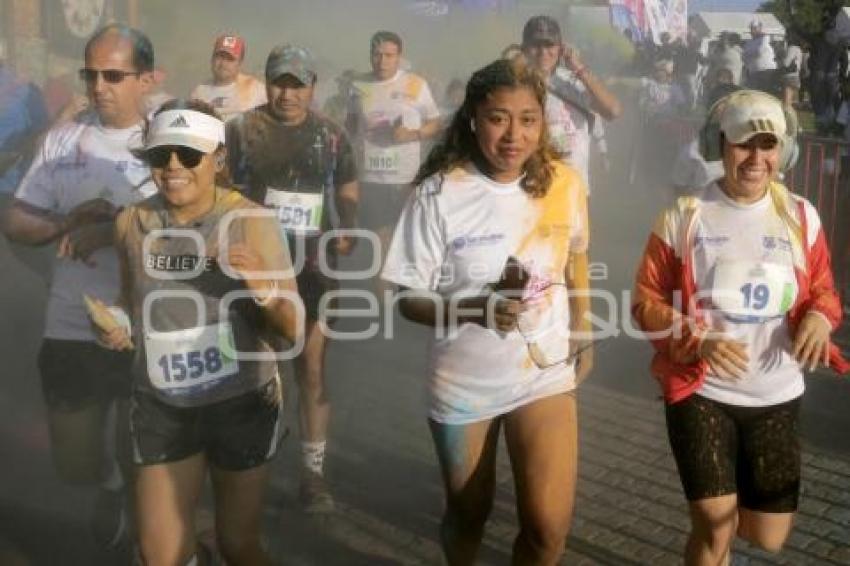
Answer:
[{"left": 2, "top": 24, "right": 157, "bottom": 549}]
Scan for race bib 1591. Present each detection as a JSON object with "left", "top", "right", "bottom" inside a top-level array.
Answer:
[{"left": 265, "top": 188, "right": 324, "bottom": 236}]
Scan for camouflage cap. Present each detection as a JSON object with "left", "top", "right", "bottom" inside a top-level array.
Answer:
[{"left": 265, "top": 44, "right": 316, "bottom": 85}]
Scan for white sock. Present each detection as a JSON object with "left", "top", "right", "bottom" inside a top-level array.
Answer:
[
  {"left": 101, "top": 460, "right": 123, "bottom": 492},
  {"left": 301, "top": 441, "right": 326, "bottom": 475}
]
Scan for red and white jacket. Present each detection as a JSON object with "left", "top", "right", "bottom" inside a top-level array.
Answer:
[{"left": 632, "top": 182, "right": 848, "bottom": 404}]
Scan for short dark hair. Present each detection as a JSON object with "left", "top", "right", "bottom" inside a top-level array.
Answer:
[
  {"left": 85, "top": 23, "right": 154, "bottom": 73},
  {"left": 370, "top": 30, "right": 403, "bottom": 54}
]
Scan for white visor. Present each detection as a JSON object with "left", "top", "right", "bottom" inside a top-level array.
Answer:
[{"left": 145, "top": 109, "right": 225, "bottom": 153}]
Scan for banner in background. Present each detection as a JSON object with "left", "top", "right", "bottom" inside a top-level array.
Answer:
[
  {"left": 610, "top": 0, "right": 647, "bottom": 42},
  {"left": 610, "top": 0, "right": 687, "bottom": 44}
]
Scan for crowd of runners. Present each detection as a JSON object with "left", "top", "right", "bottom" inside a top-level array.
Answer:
[{"left": 0, "top": 11, "right": 846, "bottom": 566}]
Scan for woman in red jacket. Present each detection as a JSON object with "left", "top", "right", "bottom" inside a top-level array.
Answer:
[{"left": 633, "top": 90, "right": 847, "bottom": 565}]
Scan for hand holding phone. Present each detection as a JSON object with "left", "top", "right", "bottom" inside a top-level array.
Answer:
[{"left": 561, "top": 43, "right": 584, "bottom": 73}]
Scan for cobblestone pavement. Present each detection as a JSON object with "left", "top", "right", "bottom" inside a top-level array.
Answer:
[{"left": 263, "top": 326, "right": 850, "bottom": 566}]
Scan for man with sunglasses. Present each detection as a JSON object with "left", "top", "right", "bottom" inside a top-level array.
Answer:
[
  {"left": 2, "top": 24, "right": 157, "bottom": 549},
  {"left": 191, "top": 34, "right": 266, "bottom": 122},
  {"left": 227, "top": 44, "right": 359, "bottom": 515},
  {"left": 521, "top": 15, "right": 621, "bottom": 192}
]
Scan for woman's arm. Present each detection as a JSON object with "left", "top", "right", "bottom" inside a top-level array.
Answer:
[
  {"left": 398, "top": 287, "right": 522, "bottom": 333},
  {"left": 566, "top": 251, "right": 593, "bottom": 383}
]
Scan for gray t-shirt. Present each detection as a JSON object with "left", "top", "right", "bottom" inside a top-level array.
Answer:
[{"left": 117, "top": 187, "right": 290, "bottom": 407}]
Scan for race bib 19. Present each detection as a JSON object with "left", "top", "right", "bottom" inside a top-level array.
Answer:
[
  {"left": 145, "top": 322, "right": 239, "bottom": 391},
  {"left": 710, "top": 260, "right": 797, "bottom": 322},
  {"left": 265, "top": 188, "right": 324, "bottom": 236},
  {"left": 364, "top": 145, "right": 401, "bottom": 173}
]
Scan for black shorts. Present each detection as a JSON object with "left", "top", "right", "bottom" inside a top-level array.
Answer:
[
  {"left": 359, "top": 182, "right": 412, "bottom": 232},
  {"left": 665, "top": 394, "right": 801, "bottom": 513},
  {"left": 130, "top": 379, "right": 284, "bottom": 471},
  {"left": 38, "top": 338, "right": 133, "bottom": 412},
  {"left": 296, "top": 260, "right": 339, "bottom": 324}
]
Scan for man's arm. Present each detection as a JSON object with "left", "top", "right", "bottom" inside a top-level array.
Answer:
[
  {"left": 563, "top": 46, "right": 622, "bottom": 120},
  {"left": 2, "top": 199, "right": 68, "bottom": 245},
  {"left": 4, "top": 197, "right": 117, "bottom": 254},
  {"left": 334, "top": 180, "right": 359, "bottom": 230}
]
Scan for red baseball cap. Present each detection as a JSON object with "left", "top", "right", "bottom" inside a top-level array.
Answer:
[{"left": 213, "top": 34, "right": 245, "bottom": 59}]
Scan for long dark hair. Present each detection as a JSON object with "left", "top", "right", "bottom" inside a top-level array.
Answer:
[{"left": 414, "top": 58, "right": 556, "bottom": 198}]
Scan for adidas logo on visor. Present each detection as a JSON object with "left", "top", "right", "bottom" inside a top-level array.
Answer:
[
  {"left": 169, "top": 115, "right": 190, "bottom": 128},
  {"left": 749, "top": 118, "right": 775, "bottom": 133}
]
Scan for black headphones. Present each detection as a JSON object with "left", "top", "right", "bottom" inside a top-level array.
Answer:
[{"left": 698, "top": 89, "right": 799, "bottom": 172}]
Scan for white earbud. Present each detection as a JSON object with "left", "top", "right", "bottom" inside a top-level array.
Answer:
[{"left": 470, "top": 118, "right": 476, "bottom": 133}]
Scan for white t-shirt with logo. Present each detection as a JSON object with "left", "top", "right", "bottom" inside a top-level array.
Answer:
[
  {"left": 190, "top": 73, "right": 267, "bottom": 122},
  {"left": 348, "top": 70, "right": 440, "bottom": 185},
  {"left": 15, "top": 113, "right": 157, "bottom": 341},
  {"left": 382, "top": 163, "right": 588, "bottom": 424},
  {"left": 545, "top": 68, "right": 595, "bottom": 190},
  {"left": 692, "top": 183, "right": 819, "bottom": 406}
]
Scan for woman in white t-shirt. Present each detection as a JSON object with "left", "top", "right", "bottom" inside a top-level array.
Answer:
[
  {"left": 383, "top": 58, "right": 592, "bottom": 564},
  {"left": 633, "top": 90, "right": 847, "bottom": 564}
]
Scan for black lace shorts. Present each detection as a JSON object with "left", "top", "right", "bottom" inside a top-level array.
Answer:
[{"left": 665, "top": 394, "right": 801, "bottom": 513}]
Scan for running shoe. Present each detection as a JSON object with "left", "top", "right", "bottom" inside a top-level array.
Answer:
[
  {"left": 299, "top": 471, "right": 335, "bottom": 514},
  {"left": 91, "top": 487, "right": 128, "bottom": 548}
]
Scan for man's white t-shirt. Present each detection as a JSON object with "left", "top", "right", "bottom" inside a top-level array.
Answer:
[
  {"left": 782, "top": 45, "right": 803, "bottom": 80},
  {"left": 639, "top": 78, "right": 687, "bottom": 115},
  {"left": 670, "top": 138, "right": 724, "bottom": 191},
  {"left": 743, "top": 35, "right": 777, "bottom": 73},
  {"left": 15, "top": 113, "right": 157, "bottom": 341},
  {"left": 382, "top": 163, "right": 588, "bottom": 424},
  {"left": 190, "top": 73, "right": 267, "bottom": 122},
  {"left": 692, "top": 183, "right": 818, "bottom": 406},
  {"left": 545, "top": 68, "right": 594, "bottom": 190},
  {"left": 348, "top": 70, "right": 440, "bottom": 185}
]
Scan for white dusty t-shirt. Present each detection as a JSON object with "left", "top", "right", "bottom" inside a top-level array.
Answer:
[
  {"left": 743, "top": 35, "right": 777, "bottom": 73},
  {"left": 15, "top": 113, "right": 157, "bottom": 341},
  {"left": 348, "top": 70, "right": 440, "bottom": 185},
  {"left": 190, "top": 73, "right": 267, "bottom": 122},
  {"left": 692, "top": 183, "right": 819, "bottom": 406},
  {"left": 545, "top": 68, "right": 594, "bottom": 190},
  {"left": 670, "top": 138, "right": 724, "bottom": 191},
  {"left": 382, "top": 163, "right": 588, "bottom": 424}
]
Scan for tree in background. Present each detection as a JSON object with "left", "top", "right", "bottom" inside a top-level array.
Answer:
[{"left": 758, "top": 0, "right": 846, "bottom": 35}]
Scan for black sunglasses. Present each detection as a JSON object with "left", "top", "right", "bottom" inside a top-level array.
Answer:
[
  {"left": 78, "top": 68, "right": 141, "bottom": 84},
  {"left": 145, "top": 146, "right": 206, "bottom": 169}
]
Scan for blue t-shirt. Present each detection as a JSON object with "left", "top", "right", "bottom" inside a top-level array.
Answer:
[{"left": 0, "top": 67, "right": 49, "bottom": 194}]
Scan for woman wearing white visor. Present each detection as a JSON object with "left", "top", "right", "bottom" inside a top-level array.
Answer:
[
  {"left": 634, "top": 90, "right": 847, "bottom": 563},
  {"left": 94, "top": 99, "right": 301, "bottom": 565}
]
